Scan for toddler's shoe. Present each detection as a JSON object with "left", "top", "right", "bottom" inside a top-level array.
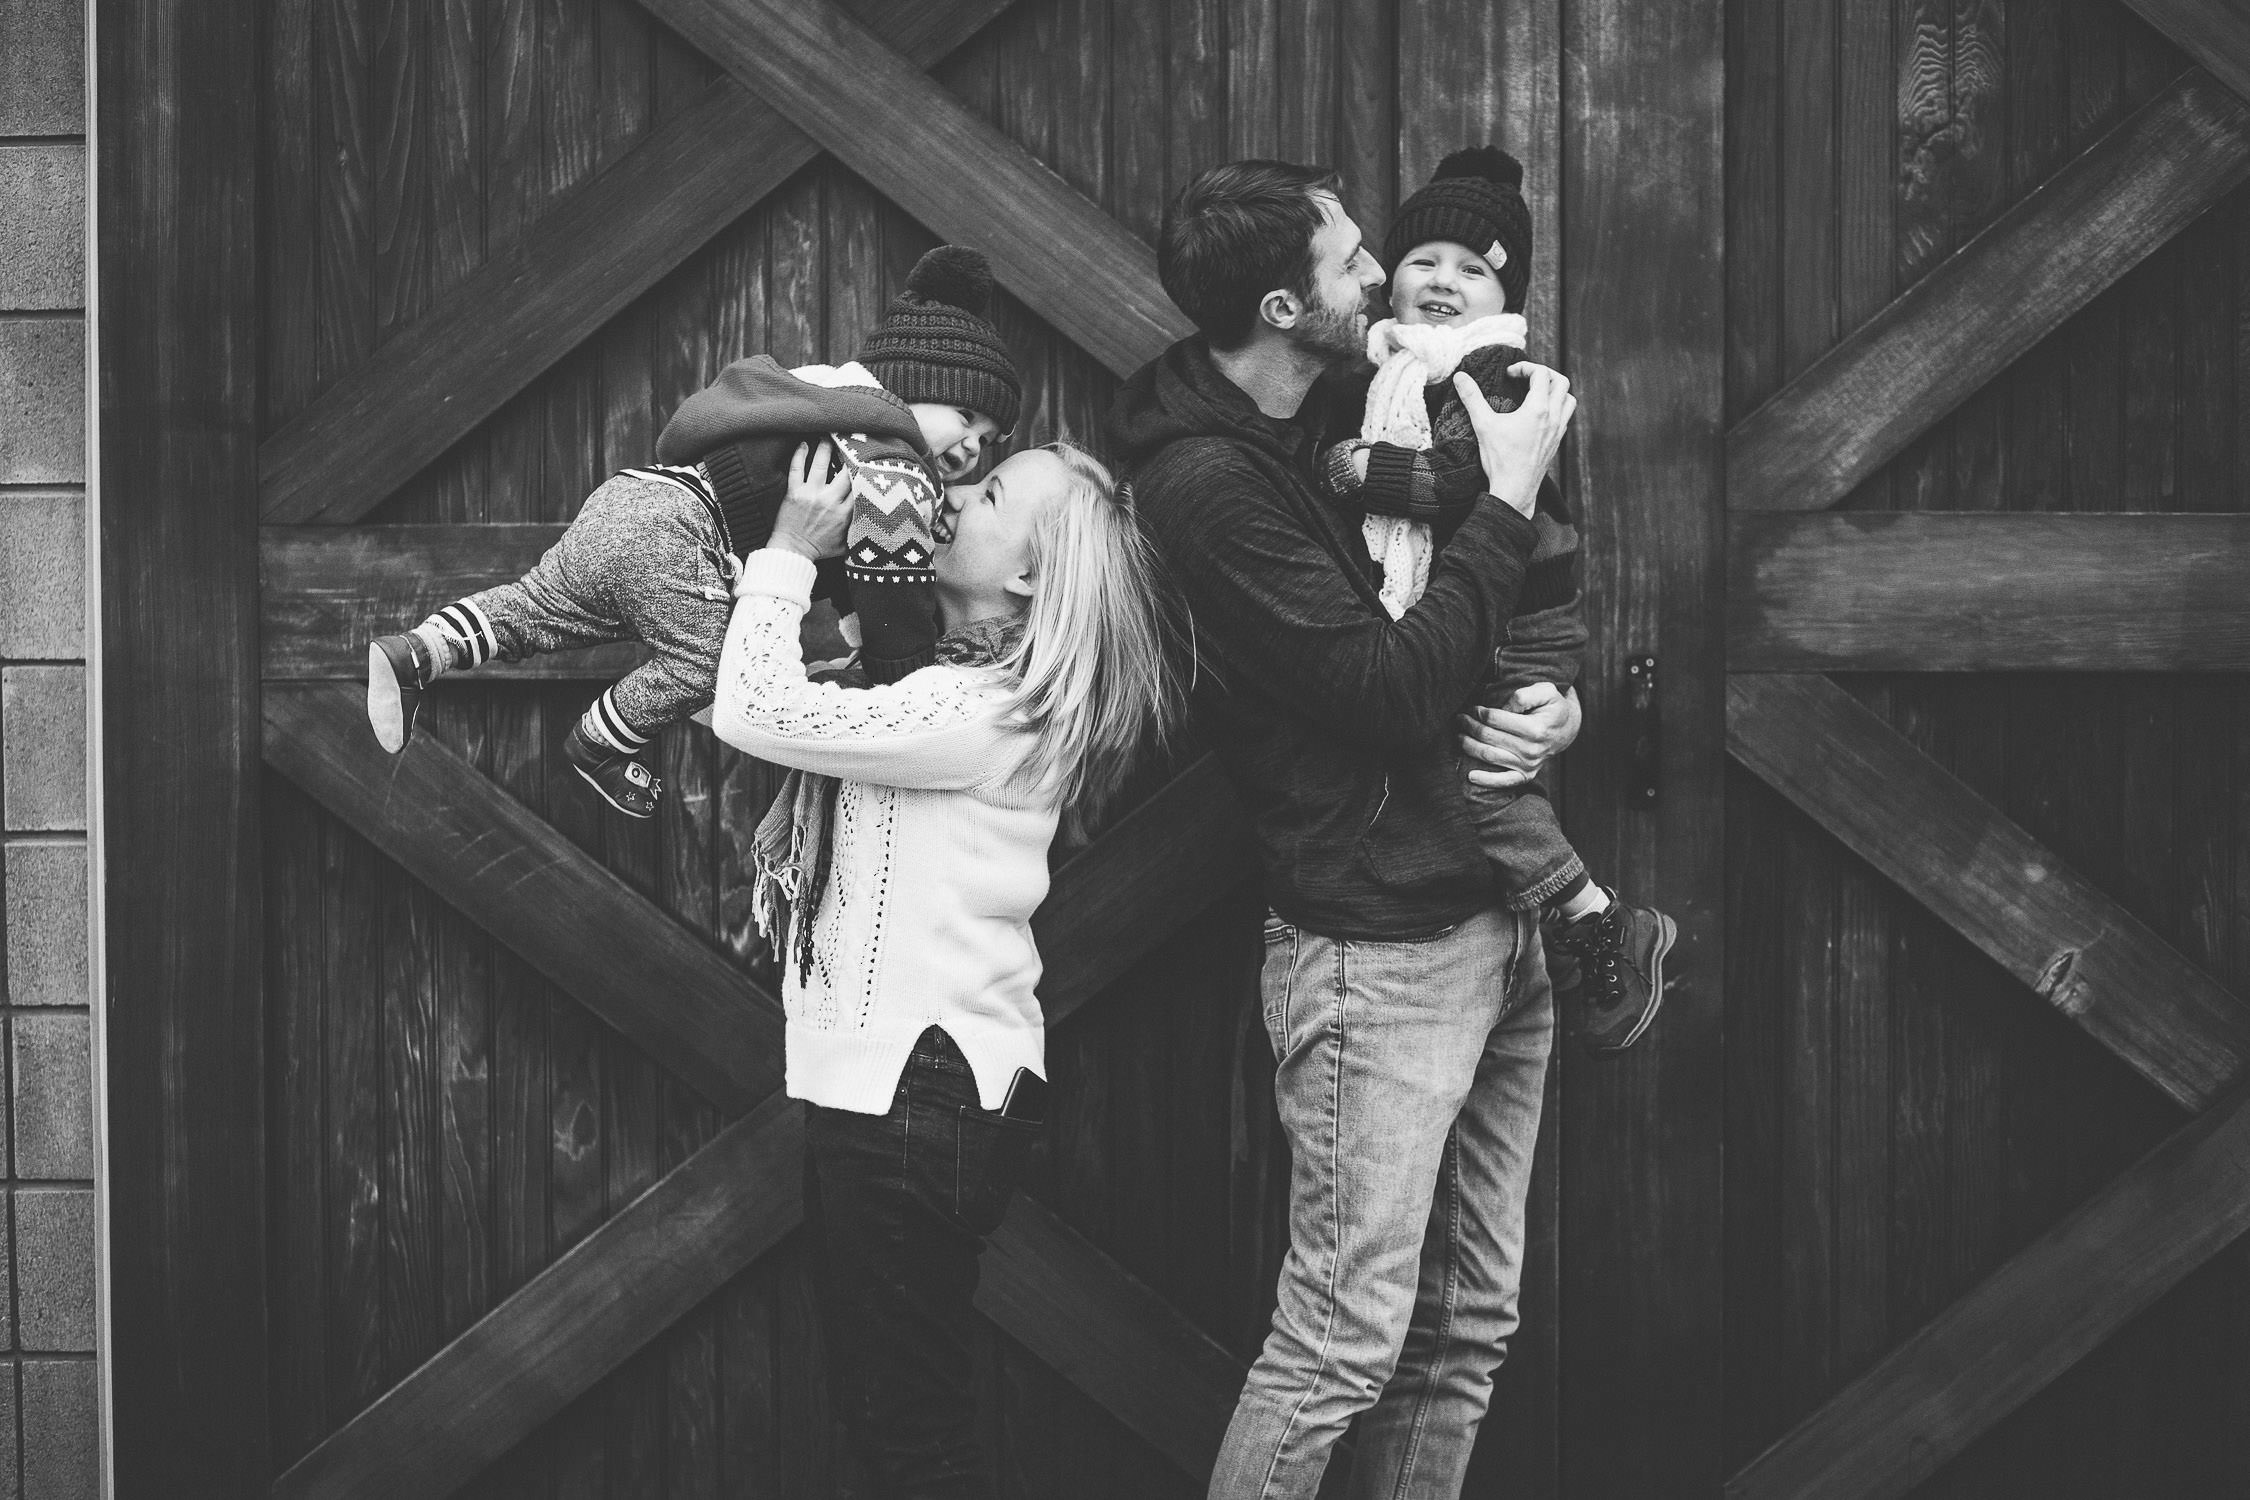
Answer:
[
  {"left": 1546, "top": 889, "right": 1677, "bottom": 1057},
  {"left": 563, "top": 720, "right": 661, "bottom": 819},
  {"left": 367, "top": 633, "right": 436, "bottom": 753}
]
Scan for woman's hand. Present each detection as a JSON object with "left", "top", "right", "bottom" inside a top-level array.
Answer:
[
  {"left": 1458, "top": 684, "right": 1582, "bottom": 788},
  {"left": 770, "top": 441, "right": 854, "bottom": 560},
  {"left": 1454, "top": 363, "right": 1574, "bottom": 518}
]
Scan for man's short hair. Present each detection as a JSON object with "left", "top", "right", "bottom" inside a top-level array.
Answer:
[{"left": 1158, "top": 160, "right": 1344, "bottom": 349}]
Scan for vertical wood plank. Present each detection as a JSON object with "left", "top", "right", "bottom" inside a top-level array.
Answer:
[
  {"left": 316, "top": 0, "right": 375, "bottom": 389},
  {"left": 266, "top": 0, "right": 322, "bottom": 432},
  {"left": 268, "top": 784, "right": 330, "bottom": 1466},
  {"left": 1110, "top": 0, "right": 1169, "bottom": 244},
  {"left": 1224, "top": 0, "right": 1278, "bottom": 160},
  {"left": 1779, "top": 0, "right": 1836, "bottom": 381},
  {"left": 1834, "top": 0, "right": 1894, "bottom": 508},
  {"left": 377, "top": 844, "right": 442, "bottom": 1386},
  {"left": 1560, "top": 0, "right": 1726, "bottom": 1493},
  {"left": 324, "top": 822, "right": 386, "bottom": 1421},
  {"left": 1725, "top": 0, "right": 1781, "bottom": 421},
  {"left": 1333, "top": 0, "right": 1395, "bottom": 244},
  {"left": 102, "top": 0, "right": 272, "bottom": 1482}
]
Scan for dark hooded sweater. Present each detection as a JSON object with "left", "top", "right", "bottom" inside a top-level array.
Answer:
[{"left": 1107, "top": 339, "right": 1539, "bottom": 940}]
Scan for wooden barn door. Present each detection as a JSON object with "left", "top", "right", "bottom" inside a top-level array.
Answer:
[
  {"left": 101, "top": 0, "right": 2250, "bottom": 1493},
  {"left": 233, "top": 0, "right": 1735, "bottom": 1494},
  {"left": 1718, "top": 1, "right": 2250, "bottom": 1496}
]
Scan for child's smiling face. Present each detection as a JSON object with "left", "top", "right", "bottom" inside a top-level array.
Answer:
[
  {"left": 1389, "top": 240, "right": 1508, "bottom": 327},
  {"left": 910, "top": 403, "right": 1006, "bottom": 483}
]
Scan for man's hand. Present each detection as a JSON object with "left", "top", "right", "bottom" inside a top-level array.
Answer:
[
  {"left": 1459, "top": 684, "right": 1582, "bottom": 788},
  {"left": 1454, "top": 363, "right": 1574, "bottom": 518}
]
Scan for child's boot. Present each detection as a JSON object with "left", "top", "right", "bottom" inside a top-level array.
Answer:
[
  {"left": 1546, "top": 888, "right": 1677, "bottom": 1057},
  {"left": 564, "top": 698, "right": 661, "bottom": 819},
  {"left": 367, "top": 631, "right": 441, "bottom": 753}
]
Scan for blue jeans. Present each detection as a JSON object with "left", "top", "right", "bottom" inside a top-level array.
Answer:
[{"left": 1209, "top": 905, "right": 1554, "bottom": 1500}]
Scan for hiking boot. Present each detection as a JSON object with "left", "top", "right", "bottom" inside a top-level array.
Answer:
[
  {"left": 1547, "top": 889, "right": 1677, "bottom": 1057},
  {"left": 563, "top": 719, "right": 662, "bottom": 819},
  {"left": 367, "top": 633, "right": 437, "bottom": 753}
]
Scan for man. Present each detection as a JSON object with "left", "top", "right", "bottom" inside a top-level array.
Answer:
[{"left": 1107, "top": 160, "right": 1579, "bottom": 1498}]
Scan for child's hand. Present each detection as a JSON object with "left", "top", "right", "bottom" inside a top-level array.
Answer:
[{"left": 772, "top": 442, "right": 854, "bottom": 560}]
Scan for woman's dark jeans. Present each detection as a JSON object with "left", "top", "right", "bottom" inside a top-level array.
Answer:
[{"left": 805, "top": 1025, "right": 1037, "bottom": 1500}]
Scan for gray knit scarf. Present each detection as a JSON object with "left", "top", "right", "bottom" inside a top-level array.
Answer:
[{"left": 750, "top": 612, "right": 1025, "bottom": 980}]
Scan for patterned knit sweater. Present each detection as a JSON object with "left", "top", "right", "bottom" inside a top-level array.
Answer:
[{"left": 709, "top": 548, "right": 1053, "bottom": 1115}]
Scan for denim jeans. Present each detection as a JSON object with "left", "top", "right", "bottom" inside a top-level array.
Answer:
[
  {"left": 804, "top": 1026, "right": 1038, "bottom": 1499},
  {"left": 1208, "top": 904, "right": 1554, "bottom": 1500}
]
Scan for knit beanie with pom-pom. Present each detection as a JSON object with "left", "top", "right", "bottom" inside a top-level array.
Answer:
[
  {"left": 856, "top": 246, "right": 1023, "bottom": 431},
  {"left": 1382, "top": 146, "right": 1534, "bottom": 313}
]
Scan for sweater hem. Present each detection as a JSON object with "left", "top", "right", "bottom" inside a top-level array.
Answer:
[{"left": 787, "top": 1016, "right": 1046, "bottom": 1116}]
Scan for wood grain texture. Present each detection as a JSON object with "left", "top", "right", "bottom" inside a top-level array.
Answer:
[
  {"left": 258, "top": 0, "right": 1013, "bottom": 526},
  {"left": 633, "top": 0, "right": 1192, "bottom": 376},
  {"left": 2123, "top": 0, "right": 2250, "bottom": 105},
  {"left": 976, "top": 1194, "right": 1245, "bottom": 1479},
  {"left": 1034, "top": 755, "right": 1255, "bottom": 1026},
  {"left": 272, "top": 1093, "right": 808, "bottom": 1500},
  {"left": 262, "top": 682, "right": 783, "bottom": 1110},
  {"left": 1727, "top": 1078, "right": 2250, "bottom": 1500},
  {"left": 260, "top": 523, "right": 644, "bottom": 679},
  {"left": 1727, "top": 673, "right": 2250, "bottom": 1110},
  {"left": 267, "top": 707, "right": 1255, "bottom": 1496},
  {"left": 99, "top": 0, "right": 273, "bottom": 1489},
  {"left": 1728, "top": 512, "right": 2250, "bottom": 671},
  {"left": 1558, "top": 0, "right": 1728, "bottom": 1492},
  {"left": 1730, "top": 70, "right": 2250, "bottom": 512}
]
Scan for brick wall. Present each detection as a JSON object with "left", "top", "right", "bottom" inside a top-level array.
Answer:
[{"left": 0, "top": 0, "right": 100, "bottom": 1495}]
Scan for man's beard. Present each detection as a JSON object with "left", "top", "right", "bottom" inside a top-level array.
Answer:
[{"left": 1294, "top": 286, "right": 1368, "bottom": 366}]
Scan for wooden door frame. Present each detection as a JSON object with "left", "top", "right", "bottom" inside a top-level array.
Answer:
[{"left": 98, "top": 0, "right": 271, "bottom": 1492}]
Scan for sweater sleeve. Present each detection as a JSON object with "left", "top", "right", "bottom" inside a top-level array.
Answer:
[
  {"left": 709, "top": 549, "right": 1030, "bottom": 790},
  {"left": 1142, "top": 443, "right": 1538, "bottom": 751}
]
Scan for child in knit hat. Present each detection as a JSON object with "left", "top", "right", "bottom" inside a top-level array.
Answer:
[
  {"left": 1323, "top": 147, "right": 1679, "bottom": 1056},
  {"left": 364, "top": 245, "right": 1022, "bottom": 818}
]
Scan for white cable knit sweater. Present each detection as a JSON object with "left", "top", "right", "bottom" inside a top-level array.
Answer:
[{"left": 710, "top": 548, "right": 1054, "bottom": 1115}]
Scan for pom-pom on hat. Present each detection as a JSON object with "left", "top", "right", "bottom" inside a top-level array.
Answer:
[
  {"left": 1382, "top": 146, "right": 1534, "bottom": 313},
  {"left": 856, "top": 246, "right": 1023, "bottom": 432}
]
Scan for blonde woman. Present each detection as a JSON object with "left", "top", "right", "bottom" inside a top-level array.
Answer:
[{"left": 709, "top": 437, "right": 1179, "bottom": 1496}]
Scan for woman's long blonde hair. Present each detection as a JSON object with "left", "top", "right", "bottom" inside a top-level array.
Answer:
[{"left": 999, "top": 441, "right": 1185, "bottom": 834}]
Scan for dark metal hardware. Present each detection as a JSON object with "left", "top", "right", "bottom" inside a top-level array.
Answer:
[{"left": 1626, "top": 655, "right": 1659, "bottom": 806}]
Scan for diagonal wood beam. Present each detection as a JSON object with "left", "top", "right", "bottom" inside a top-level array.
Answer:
[
  {"left": 257, "top": 0, "right": 1015, "bottom": 526},
  {"left": 1726, "top": 1077, "right": 2250, "bottom": 1499},
  {"left": 1726, "top": 673, "right": 2250, "bottom": 1111},
  {"left": 265, "top": 682, "right": 783, "bottom": 1108},
  {"left": 635, "top": 0, "right": 1192, "bottom": 377},
  {"left": 1728, "top": 512, "right": 2250, "bottom": 672},
  {"left": 2122, "top": 0, "right": 2250, "bottom": 106},
  {"left": 261, "top": 524, "right": 639, "bottom": 678},
  {"left": 1728, "top": 71, "right": 2250, "bottom": 512},
  {"left": 271, "top": 1094, "right": 808, "bottom": 1500},
  {"left": 266, "top": 685, "right": 1254, "bottom": 1497}
]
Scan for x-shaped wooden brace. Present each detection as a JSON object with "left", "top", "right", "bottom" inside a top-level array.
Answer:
[
  {"left": 257, "top": 0, "right": 2250, "bottom": 1491},
  {"left": 1719, "top": 4, "right": 2250, "bottom": 1489}
]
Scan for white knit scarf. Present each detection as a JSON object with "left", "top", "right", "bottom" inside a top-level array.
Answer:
[{"left": 1357, "top": 312, "right": 1528, "bottom": 618}]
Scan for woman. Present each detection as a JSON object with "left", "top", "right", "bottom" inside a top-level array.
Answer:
[{"left": 709, "top": 437, "right": 1180, "bottom": 1497}]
